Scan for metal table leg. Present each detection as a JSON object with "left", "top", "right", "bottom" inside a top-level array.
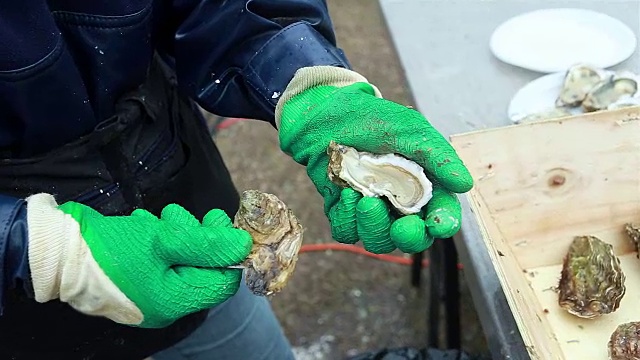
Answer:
[
  {"left": 428, "top": 238, "right": 461, "bottom": 350},
  {"left": 411, "top": 251, "right": 424, "bottom": 288}
]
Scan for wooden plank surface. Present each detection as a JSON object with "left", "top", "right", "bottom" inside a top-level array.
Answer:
[{"left": 450, "top": 106, "right": 640, "bottom": 359}]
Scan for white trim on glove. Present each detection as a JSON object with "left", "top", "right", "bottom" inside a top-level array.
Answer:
[
  {"left": 26, "top": 193, "right": 143, "bottom": 325},
  {"left": 274, "top": 66, "right": 383, "bottom": 129}
]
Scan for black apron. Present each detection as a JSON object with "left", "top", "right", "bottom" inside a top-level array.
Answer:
[{"left": 0, "top": 55, "right": 242, "bottom": 359}]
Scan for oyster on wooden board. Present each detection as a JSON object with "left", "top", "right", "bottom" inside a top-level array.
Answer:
[
  {"left": 626, "top": 222, "right": 640, "bottom": 258},
  {"left": 326, "top": 141, "right": 432, "bottom": 215},
  {"left": 233, "top": 190, "right": 304, "bottom": 296},
  {"left": 557, "top": 235, "right": 626, "bottom": 319},
  {"left": 582, "top": 71, "right": 639, "bottom": 112},
  {"left": 555, "top": 64, "right": 607, "bottom": 107},
  {"left": 609, "top": 321, "right": 640, "bottom": 360}
]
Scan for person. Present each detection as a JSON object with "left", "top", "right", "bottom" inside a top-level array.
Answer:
[{"left": 0, "top": 1, "right": 474, "bottom": 359}]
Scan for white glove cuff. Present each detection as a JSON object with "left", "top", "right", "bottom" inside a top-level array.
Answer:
[
  {"left": 274, "top": 66, "right": 383, "bottom": 128},
  {"left": 25, "top": 193, "right": 142, "bottom": 325},
  {"left": 25, "top": 193, "right": 73, "bottom": 303}
]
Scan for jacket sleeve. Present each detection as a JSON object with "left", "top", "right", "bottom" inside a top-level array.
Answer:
[
  {"left": 159, "top": 0, "right": 351, "bottom": 125},
  {"left": 0, "top": 194, "right": 32, "bottom": 315}
]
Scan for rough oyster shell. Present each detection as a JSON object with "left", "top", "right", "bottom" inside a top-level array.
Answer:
[
  {"left": 233, "top": 190, "right": 304, "bottom": 296},
  {"left": 609, "top": 321, "right": 640, "bottom": 360},
  {"left": 558, "top": 235, "right": 626, "bottom": 319},
  {"left": 582, "top": 71, "right": 639, "bottom": 112},
  {"left": 556, "top": 64, "right": 607, "bottom": 107},
  {"left": 626, "top": 222, "right": 640, "bottom": 258},
  {"left": 326, "top": 141, "right": 433, "bottom": 215}
]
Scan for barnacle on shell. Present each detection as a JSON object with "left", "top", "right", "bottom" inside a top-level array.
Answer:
[
  {"left": 233, "top": 190, "right": 304, "bottom": 296},
  {"left": 557, "top": 235, "right": 626, "bottom": 319},
  {"left": 326, "top": 141, "right": 433, "bottom": 215},
  {"left": 609, "top": 321, "right": 640, "bottom": 360}
]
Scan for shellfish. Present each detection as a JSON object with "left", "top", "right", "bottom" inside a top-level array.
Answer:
[
  {"left": 582, "top": 71, "right": 639, "bottom": 112},
  {"left": 626, "top": 222, "right": 640, "bottom": 258},
  {"left": 555, "top": 64, "right": 607, "bottom": 107},
  {"left": 557, "top": 235, "right": 625, "bottom": 319},
  {"left": 233, "top": 190, "right": 304, "bottom": 296},
  {"left": 326, "top": 141, "right": 433, "bottom": 215},
  {"left": 609, "top": 321, "right": 640, "bottom": 360}
]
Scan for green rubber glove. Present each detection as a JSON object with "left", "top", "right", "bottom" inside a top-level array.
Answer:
[
  {"left": 26, "top": 193, "right": 252, "bottom": 328},
  {"left": 278, "top": 81, "right": 473, "bottom": 254}
]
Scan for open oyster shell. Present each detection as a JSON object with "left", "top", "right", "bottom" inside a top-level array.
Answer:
[
  {"left": 626, "top": 222, "right": 640, "bottom": 258},
  {"left": 326, "top": 141, "right": 433, "bottom": 215},
  {"left": 558, "top": 235, "right": 626, "bottom": 319},
  {"left": 582, "top": 71, "right": 639, "bottom": 112},
  {"left": 233, "top": 190, "right": 304, "bottom": 296},
  {"left": 555, "top": 64, "right": 607, "bottom": 107},
  {"left": 609, "top": 321, "right": 640, "bottom": 360}
]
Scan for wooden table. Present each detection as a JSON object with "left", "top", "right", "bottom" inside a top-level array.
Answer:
[{"left": 377, "top": 1, "right": 640, "bottom": 358}]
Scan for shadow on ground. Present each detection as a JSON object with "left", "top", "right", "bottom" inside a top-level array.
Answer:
[{"left": 211, "top": 1, "right": 489, "bottom": 359}]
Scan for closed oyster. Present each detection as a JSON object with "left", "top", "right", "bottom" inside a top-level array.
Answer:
[
  {"left": 326, "top": 141, "right": 433, "bottom": 215},
  {"left": 582, "top": 71, "right": 639, "bottom": 112},
  {"left": 626, "top": 223, "right": 640, "bottom": 258},
  {"left": 233, "top": 190, "right": 304, "bottom": 296},
  {"left": 556, "top": 64, "right": 607, "bottom": 107},
  {"left": 609, "top": 321, "right": 640, "bottom": 360},
  {"left": 558, "top": 235, "right": 626, "bottom": 318}
]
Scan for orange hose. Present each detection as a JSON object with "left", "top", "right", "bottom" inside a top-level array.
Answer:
[{"left": 299, "top": 243, "right": 463, "bottom": 270}]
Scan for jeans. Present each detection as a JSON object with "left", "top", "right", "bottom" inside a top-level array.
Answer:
[{"left": 151, "top": 278, "right": 296, "bottom": 360}]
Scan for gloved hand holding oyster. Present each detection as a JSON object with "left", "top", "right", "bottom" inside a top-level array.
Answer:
[{"left": 276, "top": 66, "right": 474, "bottom": 255}]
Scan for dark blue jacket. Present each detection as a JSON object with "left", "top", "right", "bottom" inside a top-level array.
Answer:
[{"left": 0, "top": 0, "right": 350, "bottom": 313}]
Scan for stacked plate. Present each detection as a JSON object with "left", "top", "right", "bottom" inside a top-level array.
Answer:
[{"left": 489, "top": 8, "right": 638, "bottom": 123}]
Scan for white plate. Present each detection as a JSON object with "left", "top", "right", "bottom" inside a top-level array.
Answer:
[{"left": 490, "top": 8, "right": 637, "bottom": 73}]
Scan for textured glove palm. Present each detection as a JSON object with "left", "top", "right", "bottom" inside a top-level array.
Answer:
[
  {"left": 26, "top": 194, "right": 252, "bottom": 328},
  {"left": 279, "top": 82, "right": 473, "bottom": 254}
]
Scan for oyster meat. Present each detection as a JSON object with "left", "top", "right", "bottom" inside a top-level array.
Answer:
[
  {"left": 556, "top": 64, "right": 607, "bottom": 107},
  {"left": 558, "top": 235, "right": 626, "bottom": 319},
  {"left": 626, "top": 222, "right": 640, "bottom": 258},
  {"left": 326, "top": 141, "right": 432, "bottom": 215},
  {"left": 582, "top": 71, "right": 639, "bottom": 112},
  {"left": 518, "top": 107, "right": 573, "bottom": 123},
  {"left": 233, "top": 190, "right": 304, "bottom": 296},
  {"left": 609, "top": 321, "right": 640, "bottom": 360}
]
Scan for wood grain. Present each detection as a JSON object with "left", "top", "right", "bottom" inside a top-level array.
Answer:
[{"left": 450, "top": 106, "right": 640, "bottom": 359}]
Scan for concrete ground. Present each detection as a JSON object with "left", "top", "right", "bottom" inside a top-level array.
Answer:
[{"left": 211, "top": 1, "right": 489, "bottom": 358}]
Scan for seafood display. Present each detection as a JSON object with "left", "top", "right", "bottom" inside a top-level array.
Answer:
[
  {"left": 233, "top": 190, "right": 304, "bottom": 296},
  {"left": 557, "top": 235, "right": 626, "bottom": 319},
  {"left": 553, "top": 221, "right": 640, "bottom": 355},
  {"left": 609, "top": 321, "right": 640, "bottom": 360},
  {"left": 326, "top": 141, "right": 433, "bottom": 215},
  {"left": 516, "top": 64, "right": 639, "bottom": 123}
]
